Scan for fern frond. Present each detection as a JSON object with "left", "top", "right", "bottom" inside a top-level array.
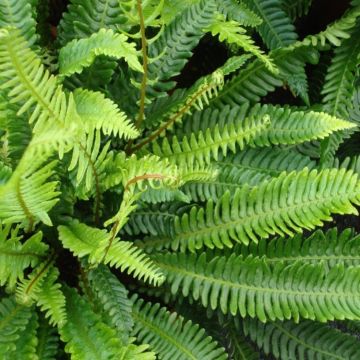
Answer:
[
  {"left": 0, "top": 229, "right": 48, "bottom": 288},
  {"left": 231, "top": 228, "right": 360, "bottom": 270},
  {"left": 216, "top": 0, "right": 262, "bottom": 27},
  {"left": 147, "top": 0, "right": 217, "bottom": 97},
  {"left": 182, "top": 148, "right": 316, "bottom": 202},
  {"left": 88, "top": 265, "right": 134, "bottom": 342},
  {"left": 207, "top": 15, "right": 277, "bottom": 73},
  {"left": 243, "top": 317, "right": 360, "bottom": 359},
  {"left": 213, "top": 45, "right": 318, "bottom": 106},
  {"left": 243, "top": 0, "right": 298, "bottom": 49},
  {"left": 59, "top": 287, "right": 128, "bottom": 360},
  {"left": 7, "top": 311, "right": 38, "bottom": 360},
  {"left": 58, "top": 221, "right": 165, "bottom": 286},
  {"left": 0, "top": 296, "right": 32, "bottom": 355},
  {"left": 73, "top": 89, "right": 139, "bottom": 139},
  {"left": 171, "top": 168, "right": 360, "bottom": 251},
  {"left": 57, "top": 0, "right": 127, "bottom": 45},
  {"left": 0, "top": 158, "right": 59, "bottom": 228},
  {"left": 59, "top": 28, "right": 142, "bottom": 77},
  {"left": 153, "top": 104, "right": 355, "bottom": 167},
  {"left": 155, "top": 252, "right": 360, "bottom": 321},
  {"left": 131, "top": 296, "right": 228, "bottom": 360},
  {"left": 0, "top": 0, "right": 38, "bottom": 46},
  {"left": 36, "top": 315, "right": 59, "bottom": 360}
]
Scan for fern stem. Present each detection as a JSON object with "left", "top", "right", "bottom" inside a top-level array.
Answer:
[{"left": 136, "top": 0, "right": 148, "bottom": 129}]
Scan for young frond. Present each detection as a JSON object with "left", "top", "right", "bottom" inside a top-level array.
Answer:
[
  {"left": 73, "top": 89, "right": 139, "bottom": 139},
  {"left": 0, "top": 28, "right": 80, "bottom": 137},
  {"left": 58, "top": 221, "right": 165, "bottom": 286},
  {"left": 0, "top": 159, "right": 59, "bottom": 228},
  {"left": 155, "top": 252, "right": 360, "bottom": 322},
  {"left": 0, "top": 296, "right": 32, "bottom": 355},
  {"left": 59, "top": 28, "right": 143, "bottom": 77},
  {"left": 171, "top": 168, "right": 360, "bottom": 251},
  {"left": 243, "top": 317, "right": 360, "bottom": 359},
  {"left": 207, "top": 15, "right": 277, "bottom": 73},
  {"left": 88, "top": 265, "right": 134, "bottom": 342},
  {"left": 0, "top": 230, "right": 48, "bottom": 288},
  {"left": 131, "top": 296, "right": 228, "bottom": 360},
  {"left": 243, "top": 0, "right": 298, "bottom": 49}
]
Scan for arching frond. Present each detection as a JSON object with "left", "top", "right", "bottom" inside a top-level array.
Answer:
[
  {"left": 171, "top": 168, "right": 360, "bottom": 251},
  {"left": 243, "top": 317, "right": 360, "bottom": 359},
  {"left": 88, "top": 265, "right": 134, "bottom": 342},
  {"left": 58, "top": 221, "right": 165, "bottom": 286},
  {"left": 243, "top": 0, "right": 298, "bottom": 49},
  {"left": 131, "top": 296, "right": 228, "bottom": 360},
  {"left": 155, "top": 252, "right": 360, "bottom": 322},
  {"left": 59, "top": 29, "right": 142, "bottom": 77}
]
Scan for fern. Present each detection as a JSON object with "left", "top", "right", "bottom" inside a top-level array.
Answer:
[
  {"left": 36, "top": 315, "right": 59, "bottom": 360},
  {"left": 155, "top": 252, "right": 360, "bottom": 322},
  {"left": 131, "top": 296, "right": 228, "bottom": 360},
  {"left": 243, "top": 317, "right": 360, "bottom": 359}
]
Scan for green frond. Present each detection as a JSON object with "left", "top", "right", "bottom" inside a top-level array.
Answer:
[
  {"left": 73, "top": 89, "right": 139, "bottom": 139},
  {"left": 213, "top": 45, "right": 319, "bottom": 106},
  {"left": 298, "top": 5, "right": 360, "bottom": 47},
  {"left": 88, "top": 265, "right": 134, "bottom": 342},
  {"left": 154, "top": 252, "right": 360, "bottom": 322},
  {"left": 57, "top": 0, "right": 127, "bottom": 45},
  {"left": 0, "top": 296, "right": 32, "bottom": 355},
  {"left": 0, "top": 28, "right": 80, "bottom": 143},
  {"left": 34, "top": 266, "right": 66, "bottom": 327},
  {"left": 171, "top": 168, "right": 360, "bottom": 251},
  {"left": 281, "top": 0, "right": 313, "bottom": 20},
  {"left": 320, "top": 24, "right": 360, "bottom": 166},
  {"left": 59, "top": 28, "right": 142, "bottom": 77},
  {"left": 0, "top": 159, "right": 59, "bottom": 228},
  {"left": 58, "top": 221, "right": 165, "bottom": 286},
  {"left": 7, "top": 311, "right": 38, "bottom": 360},
  {"left": 59, "top": 287, "right": 128, "bottom": 360},
  {"left": 0, "top": 0, "right": 38, "bottom": 46},
  {"left": 0, "top": 162, "right": 12, "bottom": 184},
  {"left": 243, "top": 317, "right": 360, "bottom": 359},
  {"left": 36, "top": 315, "right": 59, "bottom": 360},
  {"left": 231, "top": 228, "right": 360, "bottom": 270},
  {"left": 131, "top": 296, "right": 228, "bottom": 360},
  {"left": 0, "top": 229, "right": 48, "bottom": 288},
  {"left": 140, "top": 188, "right": 191, "bottom": 204},
  {"left": 243, "top": 0, "right": 298, "bottom": 49},
  {"left": 207, "top": 15, "right": 277, "bottom": 73},
  {"left": 153, "top": 104, "right": 355, "bottom": 167},
  {"left": 147, "top": 0, "right": 217, "bottom": 96},
  {"left": 216, "top": 0, "right": 262, "bottom": 27},
  {"left": 182, "top": 148, "right": 316, "bottom": 202}
]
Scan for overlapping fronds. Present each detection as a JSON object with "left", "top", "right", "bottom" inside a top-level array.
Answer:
[
  {"left": 147, "top": 0, "right": 217, "bottom": 96},
  {"left": 88, "top": 265, "right": 134, "bottom": 342},
  {"left": 243, "top": 317, "right": 360, "bottom": 359},
  {"left": 0, "top": 296, "right": 32, "bottom": 355},
  {"left": 59, "top": 28, "right": 142, "bottom": 76},
  {"left": 243, "top": 0, "right": 298, "bottom": 49},
  {"left": 0, "top": 229, "right": 48, "bottom": 288},
  {"left": 171, "top": 168, "right": 360, "bottom": 251},
  {"left": 153, "top": 104, "right": 355, "bottom": 167},
  {"left": 57, "top": 0, "right": 127, "bottom": 45},
  {"left": 155, "top": 252, "right": 360, "bottom": 322},
  {"left": 36, "top": 315, "right": 59, "bottom": 360},
  {"left": 58, "top": 221, "right": 165, "bottom": 286},
  {"left": 131, "top": 296, "right": 228, "bottom": 360},
  {"left": 281, "top": 0, "right": 313, "bottom": 20}
]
